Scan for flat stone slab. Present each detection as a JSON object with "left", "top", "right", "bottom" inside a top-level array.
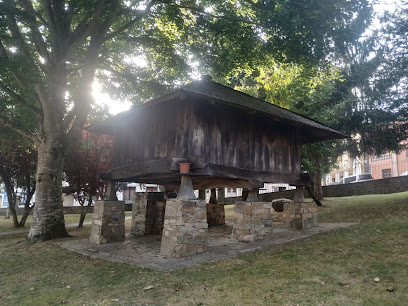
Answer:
[{"left": 56, "top": 223, "right": 355, "bottom": 272}]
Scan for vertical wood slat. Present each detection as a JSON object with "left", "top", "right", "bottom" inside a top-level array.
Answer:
[{"left": 111, "top": 98, "right": 301, "bottom": 176}]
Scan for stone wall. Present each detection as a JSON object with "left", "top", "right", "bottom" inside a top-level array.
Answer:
[
  {"left": 206, "top": 204, "right": 225, "bottom": 226},
  {"left": 224, "top": 176, "right": 408, "bottom": 203},
  {"left": 89, "top": 201, "right": 125, "bottom": 244},
  {"left": 231, "top": 201, "right": 273, "bottom": 242},
  {"left": 131, "top": 192, "right": 165, "bottom": 236},
  {"left": 160, "top": 199, "right": 208, "bottom": 258},
  {"left": 321, "top": 176, "right": 408, "bottom": 197},
  {"left": 282, "top": 201, "right": 318, "bottom": 230}
]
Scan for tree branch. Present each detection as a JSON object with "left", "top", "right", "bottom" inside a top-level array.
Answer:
[
  {"left": 40, "top": 0, "right": 57, "bottom": 51},
  {"left": 104, "top": 0, "right": 157, "bottom": 41},
  {"left": 0, "top": 81, "right": 41, "bottom": 117},
  {"left": 156, "top": 0, "right": 259, "bottom": 26},
  {"left": 20, "top": 0, "right": 52, "bottom": 64},
  {"left": 0, "top": 115, "right": 38, "bottom": 143},
  {"left": 65, "top": 0, "right": 107, "bottom": 58},
  {"left": 5, "top": 9, "right": 43, "bottom": 73}
]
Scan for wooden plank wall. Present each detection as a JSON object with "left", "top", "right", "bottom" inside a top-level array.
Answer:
[{"left": 112, "top": 98, "right": 301, "bottom": 175}]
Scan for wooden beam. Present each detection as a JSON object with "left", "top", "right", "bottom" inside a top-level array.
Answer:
[
  {"left": 109, "top": 159, "right": 173, "bottom": 180},
  {"left": 192, "top": 163, "right": 301, "bottom": 185}
]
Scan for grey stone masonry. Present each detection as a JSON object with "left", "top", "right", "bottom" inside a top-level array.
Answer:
[
  {"left": 131, "top": 192, "right": 165, "bottom": 236},
  {"left": 282, "top": 200, "right": 318, "bottom": 230},
  {"left": 89, "top": 201, "right": 125, "bottom": 244},
  {"left": 231, "top": 201, "right": 273, "bottom": 242},
  {"left": 160, "top": 199, "right": 209, "bottom": 258},
  {"left": 206, "top": 204, "right": 225, "bottom": 226}
]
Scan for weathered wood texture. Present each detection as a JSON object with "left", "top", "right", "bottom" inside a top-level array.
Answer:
[{"left": 111, "top": 99, "right": 301, "bottom": 186}]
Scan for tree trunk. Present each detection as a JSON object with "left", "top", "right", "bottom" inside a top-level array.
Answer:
[
  {"left": 78, "top": 194, "right": 92, "bottom": 228},
  {"left": 311, "top": 152, "right": 324, "bottom": 201},
  {"left": 0, "top": 169, "right": 20, "bottom": 227},
  {"left": 8, "top": 197, "right": 19, "bottom": 227},
  {"left": 28, "top": 136, "right": 69, "bottom": 241},
  {"left": 18, "top": 174, "right": 35, "bottom": 227}
]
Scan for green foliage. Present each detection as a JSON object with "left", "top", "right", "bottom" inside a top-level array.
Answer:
[{"left": 228, "top": 60, "right": 346, "bottom": 175}]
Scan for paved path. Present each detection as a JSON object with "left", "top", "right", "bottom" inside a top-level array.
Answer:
[
  {"left": 58, "top": 222, "right": 356, "bottom": 272},
  {"left": 0, "top": 216, "right": 132, "bottom": 237}
]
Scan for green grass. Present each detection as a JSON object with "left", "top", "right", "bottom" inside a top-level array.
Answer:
[
  {"left": 1, "top": 192, "right": 408, "bottom": 305},
  {"left": 0, "top": 213, "right": 93, "bottom": 233}
]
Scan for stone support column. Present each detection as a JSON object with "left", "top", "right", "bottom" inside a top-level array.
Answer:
[
  {"left": 206, "top": 188, "right": 225, "bottom": 226},
  {"left": 160, "top": 199, "right": 208, "bottom": 258},
  {"left": 89, "top": 200, "right": 125, "bottom": 244},
  {"left": 232, "top": 201, "right": 273, "bottom": 242},
  {"left": 282, "top": 187, "right": 318, "bottom": 230},
  {"left": 131, "top": 193, "right": 148, "bottom": 235},
  {"left": 131, "top": 192, "right": 165, "bottom": 236}
]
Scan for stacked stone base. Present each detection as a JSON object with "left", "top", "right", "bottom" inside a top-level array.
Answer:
[
  {"left": 282, "top": 201, "right": 318, "bottom": 230},
  {"left": 206, "top": 204, "right": 225, "bottom": 226},
  {"left": 89, "top": 201, "right": 125, "bottom": 244},
  {"left": 232, "top": 201, "right": 273, "bottom": 242},
  {"left": 131, "top": 192, "right": 165, "bottom": 236},
  {"left": 160, "top": 199, "right": 208, "bottom": 258}
]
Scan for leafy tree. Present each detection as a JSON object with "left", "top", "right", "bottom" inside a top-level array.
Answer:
[
  {"left": 229, "top": 62, "right": 346, "bottom": 199},
  {"left": 64, "top": 130, "right": 112, "bottom": 227},
  {"left": 0, "top": 0, "right": 371, "bottom": 241},
  {"left": 0, "top": 129, "right": 36, "bottom": 227}
]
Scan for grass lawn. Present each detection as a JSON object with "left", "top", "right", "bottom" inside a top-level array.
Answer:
[{"left": 1, "top": 192, "right": 407, "bottom": 305}]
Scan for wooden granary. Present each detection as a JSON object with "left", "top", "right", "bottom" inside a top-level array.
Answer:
[
  {"left": 92, "top": 78, "right": 346, "bottom": 190},
  {"left": 89, "top": 78, "right": 347, "bottom": 256}
]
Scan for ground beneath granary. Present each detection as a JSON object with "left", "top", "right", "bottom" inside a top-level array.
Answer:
[{"left": 57, "top": 222, "right": 355, "bottom": 272}]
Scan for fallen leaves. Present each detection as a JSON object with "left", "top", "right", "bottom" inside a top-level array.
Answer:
[{"left": 143, "top": 285, "right": 154, "bottom": 291}]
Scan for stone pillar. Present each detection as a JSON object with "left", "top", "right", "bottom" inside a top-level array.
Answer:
[
  {"left": 89, "top": 200, "right": 125, "bottom": 244},
  {"left": 206, "top": 188, "right": 225, "bottom": 226},
  {"left": 160, "top": 199, "right": 208, "bottom": 258},
  {"left": 131, "top": 192, "right": 165, "bottom": 236},
  {"left": 282, "top": 187, "right": 318, "bottom": 230},
  {"left": 231, "top": 201, "right": 273, "bottom": 242},
  {"left": 131, "top": 192, "right": 148, "bottom": 235},
  {"left": 206, "top": 203, "right": 226, "bottom": 226}
]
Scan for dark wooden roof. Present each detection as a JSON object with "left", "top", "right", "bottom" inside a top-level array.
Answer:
[{"left": 90, "top": 79, "right": 347, "bottom": 143}]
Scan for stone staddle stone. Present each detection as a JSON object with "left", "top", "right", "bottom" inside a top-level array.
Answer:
[
  {"left": 89, "top": 200, "right": 125, "bottom": 244},
  {"left": 160, "top": 199, "right": 208, "bottom": 258}
]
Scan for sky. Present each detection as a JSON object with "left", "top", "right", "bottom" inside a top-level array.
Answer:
[{"left": 92, "top": 0, "right": 399, "bottom": 115}]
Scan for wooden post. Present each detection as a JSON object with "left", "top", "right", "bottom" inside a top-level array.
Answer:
[
  {"left": 217, "top": 188, "right": 225, "bottom": 204},
  {"left": 293, "top": 186, "right": 304, "bottom": 203},
  {"left": 198, "top": 189, "right": 206, "bottom": 200}
]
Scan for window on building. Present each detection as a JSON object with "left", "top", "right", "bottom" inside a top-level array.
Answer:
[
  {"left": 372, "top": 154, "right": 392, "bottom": 162},
  {"left": 382, "top": 168, "right": 392, "bottom": 179},
  {"left": 232, "top": 188, "right": 237, "bottom": 197}
]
